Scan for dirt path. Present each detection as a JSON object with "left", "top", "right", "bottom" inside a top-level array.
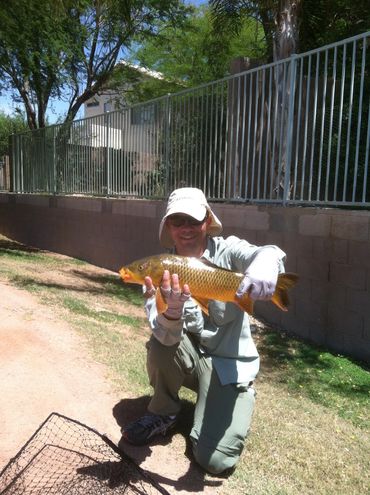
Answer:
[
  {"left": 0, "top": 280, "right": 226, "bottom": 494},
  {"left": 0, "top": 281, "right": 120, "bottom": 461}
]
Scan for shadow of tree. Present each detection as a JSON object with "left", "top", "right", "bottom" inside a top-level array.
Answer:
[
  {"left": 255, "top": 324, "right": 370, "bottom": 428},
  {"left": 8, "top": 274, "right": 128, "bottom": 296},
  {"left": 5, "top": 267, "right": 143, "bottom": 306},
  {"left": 0, "top": 235, "right": 140, "bottom": 300},
  {"left": 0, "top": 237, "right": 42, "bottom": 253},
  {"left": 70, "top": 269, "right": 143, "bottom": 304},
  {"left": 257, "top": 325, "right": 369, "bottom": 374}
]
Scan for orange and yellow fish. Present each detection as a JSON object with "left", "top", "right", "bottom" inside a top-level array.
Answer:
[{"left": 119, "top": 254, "right": 298, "bottom": 315}]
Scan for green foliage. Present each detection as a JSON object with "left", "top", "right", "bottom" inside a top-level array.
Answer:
[
  {"left": 123, "top": 5, "right": 266, "bottom": 102},
  {"left": 0, "top": 0, "right": 81, "bottom": 128},
  {"left": 300, "top": 0, "right": 370, "bottom": 50},
  {"left": 0, "top": 112, "right": 28, "bottom": 156},
  {"left": 209, "top": 0, "right": 370, "bottom": 60},
  {"left": 0, "top": 0, "right": 191, "bottom": 129}
]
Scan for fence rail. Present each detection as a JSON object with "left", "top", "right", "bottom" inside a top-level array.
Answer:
[
  {"left": 7, "top": 31, "right": 370, "bottom": 207},
  {"left": 0, "top": 156, "right": 10, "bottom": 191}
]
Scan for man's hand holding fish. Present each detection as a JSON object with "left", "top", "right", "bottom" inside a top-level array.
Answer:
[
  {"left": 236, "top": 247, "right": 281, "bottom": 301},
  {"left": 144, "top": 271, "right": 191, "bottom": 320}
]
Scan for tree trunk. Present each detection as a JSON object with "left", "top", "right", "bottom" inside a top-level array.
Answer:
[
  {"left": 273, "top": 0, "right": 300, "bottom": 61},
  {"left": 271, "top": 0, "right": 301, "bottom": 199}
]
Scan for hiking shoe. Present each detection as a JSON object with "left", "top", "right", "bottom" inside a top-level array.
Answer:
[{"left": 121, "top": 414, "right": 176, "bottom": 446}]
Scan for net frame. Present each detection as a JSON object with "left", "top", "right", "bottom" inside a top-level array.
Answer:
[{"left": 0, "top": 412, "right": 170, "bottom": 495}]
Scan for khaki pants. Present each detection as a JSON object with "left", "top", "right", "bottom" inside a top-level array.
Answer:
[{"left": 146, "top": 334, "right": 256, "bottom": 474}]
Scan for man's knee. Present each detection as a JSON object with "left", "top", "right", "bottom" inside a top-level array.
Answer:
[
  {"left": 146, "top": 337, "right": 177, "bottom": 369},
  {"left": 192, "top": 441, "right": 242, "bottom": 475},
  {"left": 147, "top": 335, "right": 196, "bottom": 375}
]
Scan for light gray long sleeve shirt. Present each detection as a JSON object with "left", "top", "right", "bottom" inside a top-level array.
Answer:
[{"left": 145, "top": 235, "right": 286, "bottom": 386}]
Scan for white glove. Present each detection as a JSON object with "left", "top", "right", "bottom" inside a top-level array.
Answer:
[
  {"left": 160, "top": 271, "right": 191, "bottom": 320},
  {"left": 160, "top": 286, "right": 191, "bottom": 320},
  {"left": 236, "top": 249, "right": 280, "bottom": 301}
]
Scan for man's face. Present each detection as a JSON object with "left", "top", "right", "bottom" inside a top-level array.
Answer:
[{"left": 166, "top": 213, "right": 210, "bottom": 256}]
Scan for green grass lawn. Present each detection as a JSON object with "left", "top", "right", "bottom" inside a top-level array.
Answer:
[
  {"left": 0, "top": 234, "right": 369, "bottom": 495},
  {"left": 255, "top": 325, "right": 369, "bottom": 430}
]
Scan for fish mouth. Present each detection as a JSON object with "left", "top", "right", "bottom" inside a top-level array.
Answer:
[{"left": 119, "top": 268, "right": 132, "bottom": 282}]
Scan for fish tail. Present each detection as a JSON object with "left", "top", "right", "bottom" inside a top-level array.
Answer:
[
  {"left": 234, "top": 272, "right": 298, "bottom": 314},
  {"left": 271, "top": 272, "right": 299, "bottom": 311}
]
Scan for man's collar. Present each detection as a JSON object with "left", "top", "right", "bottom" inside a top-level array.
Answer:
[{"left": 200, "top": 236, "right": 215, "bottom": 262}]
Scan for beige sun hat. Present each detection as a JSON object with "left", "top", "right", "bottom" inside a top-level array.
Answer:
[{"left": 159, "top": 187, "right": 223, "bottom": 248}]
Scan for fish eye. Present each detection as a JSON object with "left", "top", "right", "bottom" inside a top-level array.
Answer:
[{"left": 138, "top": 264, "right": 144, "bottom": 271}]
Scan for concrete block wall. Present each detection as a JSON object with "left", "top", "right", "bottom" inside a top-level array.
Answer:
[
  {"left": 0, "top": 194, "right": 165, "bottom": 270},
  {"left": 0, "top": 193, "right": 369, "bottom": 363}
]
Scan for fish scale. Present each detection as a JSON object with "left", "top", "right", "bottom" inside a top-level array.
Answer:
[
  {"left": 162, "top": 256, "right": 241, "bottom": 299},
  {"left": 119, "top": 254, "right": 298, "bottom": 315}
]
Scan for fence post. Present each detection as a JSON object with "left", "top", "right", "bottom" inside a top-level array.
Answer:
[
  {"left": 8, "top": 135, "right": 14, "bottom": 192},
  {"left": 11, "top": 133, "right": 21, "bottom": 193},
  {"left": 163, "top": 94, "right": 171, "bottom": 197},
  {"left": 283, "top": 55, "right": 297, "bottom": 205},
  {"left": 52, "top": 126, "right": 57, "bottom": 195},
  {"left": 106, "top": 112, "right": 111, "bottom": 196}
]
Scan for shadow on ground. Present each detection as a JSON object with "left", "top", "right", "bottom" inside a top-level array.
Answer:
[{"left": 112, "top": 396, "right": 224, "bottom": 493}]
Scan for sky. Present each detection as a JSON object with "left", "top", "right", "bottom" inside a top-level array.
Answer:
[
  {"left": 0, "top": 0, "right": 207, "bottom": 125},
  {"left": 0, "top": 95, "right": 14, "bottom": 116},
  {"left": 0, "top": 93, "right": 84, "bottom": 125}
]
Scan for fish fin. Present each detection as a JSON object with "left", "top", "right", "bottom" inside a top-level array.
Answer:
[
  {"left": 192, "top": 296, "right": 210, "bottom": 316},
  {"left": 271, "top": 273, "right": 299, "bottom": 311},
  {"left": 198, "top": 257, "right": 220, "bottom": 268},
  {"left": 234, "top": 294, "right": 255, "bottom": 315},
  {"left": 155, "top": 288, "right": 168, "bottom": 314}
]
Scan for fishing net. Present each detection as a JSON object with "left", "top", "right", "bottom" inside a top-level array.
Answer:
[{"left": 0, "top": 412, "right": 169, "bottom": 495}]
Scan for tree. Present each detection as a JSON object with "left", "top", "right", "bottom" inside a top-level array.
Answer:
[
  {"left": 0, "top": 0, "right": 191, "bottom": 130},
  {"left": 208, "top": 1, "right": 303, "bottom": 200},
  {"left": 209, "top": 0, "right": 370, "bottom": 62},
  {"left": 209, "top": 0, "right": 301, "bottom": 62},
  {"left": 208, "top": 1, "right": 370, "bottom": 201},
  {"left": 122, "top": 5, "right": 266, "bottom": 102},
  {"left": 299, "top": 0, "right": 370, "bottom": 51},
  {"left": 0, "top": 111, "right": 28, "bottom": 156}
]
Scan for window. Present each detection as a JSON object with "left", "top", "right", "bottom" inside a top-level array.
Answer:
[
  {"left": 104, "top": 102, "right": 112, "bottom": 113},
  {"left": 86, "top": 100, "right": 99, "bottom": 108},
  {"left": 131, "top": 104, "right": 156, "bottom": 125}
]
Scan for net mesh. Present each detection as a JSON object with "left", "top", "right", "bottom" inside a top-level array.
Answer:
[{"left": 0, "top": 412, "right": 169, "bottom": 495}]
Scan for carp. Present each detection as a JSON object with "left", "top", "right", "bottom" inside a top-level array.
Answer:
[{"left": 119, "top": 254, "right": 298, "bottom": 315}]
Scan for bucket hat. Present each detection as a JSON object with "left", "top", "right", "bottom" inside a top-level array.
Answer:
[{"left": 159, "top": 187, "right": 223, "bottom": 248}]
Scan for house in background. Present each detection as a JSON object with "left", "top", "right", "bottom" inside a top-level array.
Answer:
[
  {"left": 84, "top": 91, "right": 120, "bottom": 118},
  {"left": 79, "top": 61, "right": 168, "bottom": 195},
  {"left": 83, "top": 60, "right": 165, "bottom": 119}
]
